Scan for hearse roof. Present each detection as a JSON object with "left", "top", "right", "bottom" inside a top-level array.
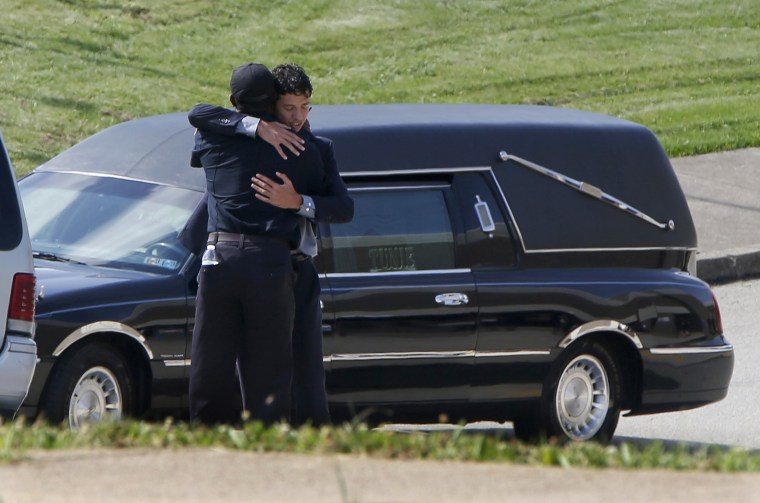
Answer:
[{"left": 35, "top": 104, "right": 696, "bottom": 251}]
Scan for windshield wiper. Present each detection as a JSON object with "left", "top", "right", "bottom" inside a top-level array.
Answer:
[
  {"left": 498, "top": 150, "right": 675, "bottom": 231},
  {"left": 33, "top": 251, "right": 87, "bottom": 265}
]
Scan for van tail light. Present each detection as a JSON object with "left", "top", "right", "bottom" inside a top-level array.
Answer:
[
  {"left": 710, "top": 292, "right": 723, "bottom": 335},
  {"left": 7, "top": 272, "right": 36, "bottom": 336}
]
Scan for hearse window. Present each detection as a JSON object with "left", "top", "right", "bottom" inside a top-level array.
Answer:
[
  {"left": 452, "top": 172, "right": 517, "bottom": 268},
  {"left": 328, "top": 189, "right": 455, "bottom": 274}
]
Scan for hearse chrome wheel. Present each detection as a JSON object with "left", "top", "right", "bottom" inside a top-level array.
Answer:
[
  {"left": 513, "top": 341, "right": 622, "bottom": 443},
  {"left": 554, "top": 354, "right": 609, "bottom": 441},
  {"left": 41, "top": 342, "right": 136, "bottom": 428},
  {"left": 69, "top": 366, "right": 123, "bottom": 427},
  {"left": 520, "top": 341, "right": 624, "bottom": 443}
]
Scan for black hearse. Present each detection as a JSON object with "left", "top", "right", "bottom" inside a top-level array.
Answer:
[{"left": 18, "top": 105, "right": 733, "bottom": 441}]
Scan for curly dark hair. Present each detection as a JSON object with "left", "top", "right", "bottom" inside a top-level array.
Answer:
[{"left": 272, "top": 63, "right": 313, "bottom": 97}]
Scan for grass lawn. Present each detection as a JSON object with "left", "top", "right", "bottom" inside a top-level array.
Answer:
[
  {"left": 3, "top": 418, "right": 760, "bottom": 472},
  {"left": 1, "top": 0, "right": 759, "bottom": 174}
]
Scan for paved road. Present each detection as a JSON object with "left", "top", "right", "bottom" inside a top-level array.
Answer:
[
  {"left": 671, "top": 148, "right": 760, "bottom": 284},
  {"left": 671, "top": 148, "right": 760, "bottom": 256},
  {"left": 615, "top": 278, "right": 760, "bottom": 448},
  {"left": 2, "top": 447, "right": 759, "bottom": 503}
]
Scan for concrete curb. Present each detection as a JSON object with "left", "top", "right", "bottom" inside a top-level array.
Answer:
[
  {"left": 670, "top": 147, "right": 760, "bottom": 286},
  {"left": 697, "top": 246, "right": 760, "bottom": 285}
]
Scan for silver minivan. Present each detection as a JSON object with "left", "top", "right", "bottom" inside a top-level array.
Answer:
[{"left": 0, "top": 130, "right": 37, "bottom": 419}]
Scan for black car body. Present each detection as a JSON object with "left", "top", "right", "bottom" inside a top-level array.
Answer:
[{"left": 18, "top": 105, "right": 733, "bottom": 441}]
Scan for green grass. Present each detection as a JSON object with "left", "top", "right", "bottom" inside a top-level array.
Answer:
[
  {"left": 2, "top": 418, "right": 760, "bottom": 472},
  {"left": 1, "top": 0, "right": 759, "bottom": 174}
]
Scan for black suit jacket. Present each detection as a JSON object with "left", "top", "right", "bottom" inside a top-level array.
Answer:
[{"left": 180, "top": 104, "right": 353, "bottom": 255}]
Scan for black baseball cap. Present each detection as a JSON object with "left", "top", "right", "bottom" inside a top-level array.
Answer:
[{"left": 229, "top": 62, "right": 276, "bottom": 107}]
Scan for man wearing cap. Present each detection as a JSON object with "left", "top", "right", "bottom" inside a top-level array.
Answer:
[
  {"left": 185, "top": 63, "right": 353, "bottom": 426},
  {"left": 188, "top": 62, "right": 328, "bottom": 425}
]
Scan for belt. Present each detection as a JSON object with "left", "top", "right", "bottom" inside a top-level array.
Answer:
[{"left": 208, "top": 231, "right": 287, "bottom": 247}]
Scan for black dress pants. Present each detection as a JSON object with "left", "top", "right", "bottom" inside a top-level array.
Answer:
[
  {"left": 189, "top": 237, "right": 294, "bottom": 425},
  {"left": 292, "top": 257, "right": 331, "bottom": 426}
]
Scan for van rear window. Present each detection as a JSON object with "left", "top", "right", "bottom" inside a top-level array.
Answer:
[{"left": 0, "top": 145, "right": 23, "bottom": 251}]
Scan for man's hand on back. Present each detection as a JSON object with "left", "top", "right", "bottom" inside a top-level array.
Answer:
[
  {"left": 257, "top": 120, "right": 305, "bottom": 159},
  {"left": 251, "top": 172, "right": 303, "bottom": 209}
]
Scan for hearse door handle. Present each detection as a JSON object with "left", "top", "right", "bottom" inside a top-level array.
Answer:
[{"left": 435, "top": 293, "right": 469, "bottom": 306}]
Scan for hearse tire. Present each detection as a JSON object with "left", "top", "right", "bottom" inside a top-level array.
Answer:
[
  {"left": 512, "top": 414, "right": 545, "bottom": 443},
  {"left": 543, "top": 341, "right": 622, "bottom": 443},
  {"left": 41, "top": 342, "right": 135, "bottom": 428}
]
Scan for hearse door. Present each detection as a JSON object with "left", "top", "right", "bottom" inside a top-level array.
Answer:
[
  {"left": 451, "top": 170, "right": 547, "bottom": 405},
  {"left": 320, "top": 178, "right": 477, "bottom": 413}
]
